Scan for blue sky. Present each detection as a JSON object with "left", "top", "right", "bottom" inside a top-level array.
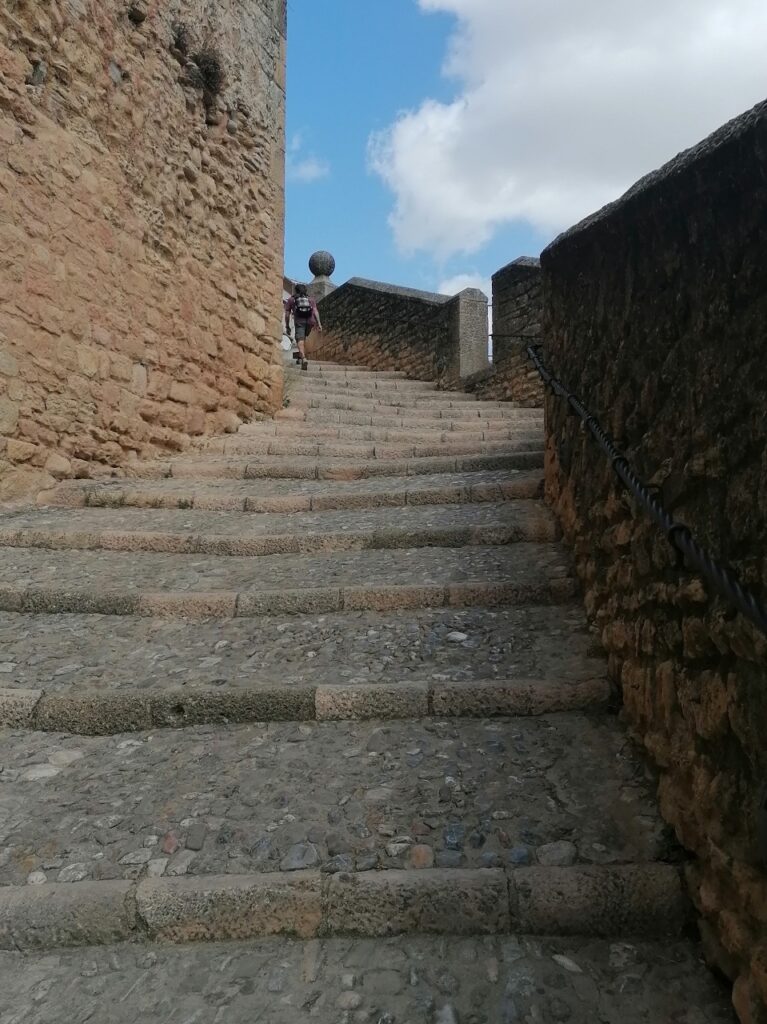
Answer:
[
  {"left": 284, "top": 0, "right": 546, "bottom": 294},
  {"left": 284, "top": 0, "right": 767, "bottom": 296}
]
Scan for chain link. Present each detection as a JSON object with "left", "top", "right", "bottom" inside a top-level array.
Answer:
[{"left": 526, "top": 345, "right": 767, "bottom": 638}]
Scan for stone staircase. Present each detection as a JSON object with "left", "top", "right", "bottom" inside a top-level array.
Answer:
[{"left": 0, "top": 361, "right": 733, "bottom": 1021}]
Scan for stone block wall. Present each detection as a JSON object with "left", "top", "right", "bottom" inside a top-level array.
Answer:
[
  {"left": 541, "top": 98, "right": 767, "bottom": 1021},
  {"left": 0, "top": 0, "right": 286, "bottom": 501},
  {"left": 306, "top": 278, "right": 489, "bottom": 388},
  {"left": 464, "top": 257, "right": 544, "bottom": 406}
]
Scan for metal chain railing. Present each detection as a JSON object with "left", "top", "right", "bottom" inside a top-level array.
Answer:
[{"left": 526, "top": 344, "right": 767, "bottom": 638}]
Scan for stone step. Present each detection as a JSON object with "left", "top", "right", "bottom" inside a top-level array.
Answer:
[
  {"left": 284, "top": 407, "right": 542, "bottom": 426},
  {"left": 0, "top": 501, "right": 558, "bottom": 556},
  {"left": 199, "top": 436, "right": 541, "bottom": 459},
  {"left": 286, "top": 393, "right": 531, "bottom": 412},
  {"left": 1, "top": 676, "right": 613, "bottom": 734},
  {"left": 0, "top": 543, "right": 575, "bottom": 617},
  {"left": 288, "top": 375, "right": 444, "bottom": 393},
  {"left": 241, "top": 421, "right": 536, "bottom": 442},
  {"left": 303, "top": 361, "right": 407, "bottom": 375},
  {"left": 292, "top": 385, "right": 479, "bottom": 403},
  {"left": 0, "top": 714, "right": 676, "bottom": 887},
  {"left": 123, "top": 451, "right": 544, "bottom": 483},
  {"left": 43, "top": 469, "right": 543, "bottom": 513},
  {"left": 0, "top": 935, "right": 734, "bottom": 1021},
  {"left": 0, "top": 864, "right": 687, "bottom": 953},
  {"left": 0, "top": 603, "right": 604, "bottom": 696}
]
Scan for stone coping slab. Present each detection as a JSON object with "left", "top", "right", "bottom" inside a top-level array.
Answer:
[
  {"left": 0, "top": 865, "right": 688, "bottom": 951},
  {"left": 0, "top": 934, "right": 735, "bottom": 1023},
  {"left": 0, "top": 714, "right": 672, "bottom": 886}
]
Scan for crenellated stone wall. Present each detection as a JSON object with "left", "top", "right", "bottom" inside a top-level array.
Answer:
[
  {"left": 306, "top": 277, "right": 489, "bottom": 389},
  {"left": 0, "top": 0, "right": 286, "bottom": 501},
  {"left": 541, "top": 97, "right": 767, "bottom": 1023}
]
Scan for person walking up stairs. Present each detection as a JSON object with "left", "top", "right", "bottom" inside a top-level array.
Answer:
[{"left": 0, "top": 361, "right": 734, "bottom": 1021}]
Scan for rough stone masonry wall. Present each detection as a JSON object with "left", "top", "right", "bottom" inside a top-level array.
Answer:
[
  {"left": 542, "top": 98, "right": 767, "bottom": 1023},
  {"left": 465, "top": 257, "right": 544, "bottom": 407},
  {"left": 306, "top": 278, "right": 489, "bottom": 388},
  {"left": 0, "top": 0, "right": 286, "bottom": 501}
]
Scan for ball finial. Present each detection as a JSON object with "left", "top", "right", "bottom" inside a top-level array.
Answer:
[{"left": 309, "top": 251, "right": 336, "bottom": 278}]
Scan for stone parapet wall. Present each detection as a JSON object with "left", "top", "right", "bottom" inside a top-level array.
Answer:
[
  {"left": 307, "top": 278, "right": 489, "bottom": 388},
  {"left": 464, "top": 258, "right": 544, "bottom": 406},
  {"left": 0, "top": 0, "right": 286, "bottom": 501},
  {"left": 541, "top": 98, "right": 767, "bottom": 1022}
]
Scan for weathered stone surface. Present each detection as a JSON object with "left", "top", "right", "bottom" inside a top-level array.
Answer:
[
  {"left": 136, "top": 872, "right": 322, "bottom": 942},
  {"left": 0, "top": 881, "right": 136, "bottom": 950},
  {"left": 0, "top": 0, "right": 286, "bottom": 499},
  {"left": 0, "top": 935, "right": 735, "bottom": 1023},
  {"left": 512, "top": 865, "right": 688, "bottom": 939},
  {"left": 0, "top": 686, "right": 41, "bottom": 727},
  {"left": 326, "top": 869, "right": 510, "bottom": 936},
  {"left": 542, "top": 96, "right": 767, "bottom": 1014}
]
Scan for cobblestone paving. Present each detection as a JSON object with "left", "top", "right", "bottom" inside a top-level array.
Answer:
[
  {"left": 0, "top": 936, "right": 734, "bottom": 1023},
  {"left": 0, "top": 501, "right": 556, "bottom": 548},
  {"left": 0, "top": 543, "right": 571, "bottom": 595},
  {"left": 0, "top": 715, "right": 674, "bottom": 885},
  {"left": 0, "top": 361, "right": 733, "bottom": 1017},
  {"left": 0, "top": 606, "right": 603, "bottom": 692},
  {"left": 50, "top": 468, "right": 543, "bottom": 509}
]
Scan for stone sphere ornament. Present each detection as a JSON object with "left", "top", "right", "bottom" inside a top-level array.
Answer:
[{"left": 309, "top": 251, "right": 336, "bottom": 278}]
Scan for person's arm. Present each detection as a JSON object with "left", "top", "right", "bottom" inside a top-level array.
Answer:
[
  {"left": 312, "top": 300, "right": 323, "bottom": 332},
  {"left": 285, "top": 297, "right": 293, "bottom": 332}
]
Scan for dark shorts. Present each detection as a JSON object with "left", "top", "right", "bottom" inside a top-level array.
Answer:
[{"left": 294, "top": 320, "right": 313, "bottom": 342}]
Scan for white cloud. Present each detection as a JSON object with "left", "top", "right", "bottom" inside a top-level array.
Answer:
[
  {"left": 438, "top": 273, "right": 491, "bottom": 298},
  {"left": 287, "top": 133, "right": 330, "bottom": 184},
  {"left": 370, "top": 0, "right": 767, "bottom": 258}
]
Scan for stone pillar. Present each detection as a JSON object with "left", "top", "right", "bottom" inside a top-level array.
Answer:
[
  {"left": 306, "top": 250, "right": 337, "bottom": 303},
  {"left": 451, "top": 288, "right": 490, "bottom": 380}
]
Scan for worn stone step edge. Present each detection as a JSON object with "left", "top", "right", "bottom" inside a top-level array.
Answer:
[
  {"left": 42, "top": 474, "right": 544, "bottom": 512},
  {"left": 282, "top": 408, "right": 541, "bottom": 424},
  {"left": 0, "top": 865, "right": 688, "bottom": 951},
  {"left": 0, "top": 519, "right": 558, "bottom": 557},
  {"left": 199, "top": 438, "right": 542, "bottom": 458},
  {"left": 239, "top": 422, "right": 535, "bottom": 441},
  {"left": 0, "top": 677, "right": 612, "bottom": 734},
  {"left": 291, "top": 396, "right": 538, "bottom": 412},
  {"left": 127, "top": 452, "right": 544, "bottom": 482},
  {"left": 0, "top": 577, "right": 577, "bottom": 619}
]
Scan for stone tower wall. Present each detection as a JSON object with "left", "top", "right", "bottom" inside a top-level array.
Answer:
[{"left": 0, "top": 0, "right": 286, "bottom": 500}]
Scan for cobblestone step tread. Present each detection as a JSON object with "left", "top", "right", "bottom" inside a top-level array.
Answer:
[
  {"left": 120, "top": 451, "right": 543, "bottom": 482},
  {"left": 0, "top": 544, "right": 574, "bottom": 617},
  {"left": 0, "top": 605, "right": 604, "bottom": 693},
  {"left": 0, "top": 714, "right": 674, "bottom": 886},
  {"left": 45, "top": 469, "right": 543, "bottom": 512},
  {"left": 0, "top": 936, "right": 734, "bottom": 1023},
  {"left": 0, "top": 502, "right": 557, "bottom": 554},
  {"left": 200, "top": 437, "right": 541, "bottom": 458}
]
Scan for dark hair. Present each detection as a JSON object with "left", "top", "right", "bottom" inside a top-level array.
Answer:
[{"left": 295, "top": 283, "right": 308, "bottom": 297}]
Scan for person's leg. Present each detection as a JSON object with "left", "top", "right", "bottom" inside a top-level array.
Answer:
[{"left": 300, "top": 325, "right": 312, "bottom": 370}]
